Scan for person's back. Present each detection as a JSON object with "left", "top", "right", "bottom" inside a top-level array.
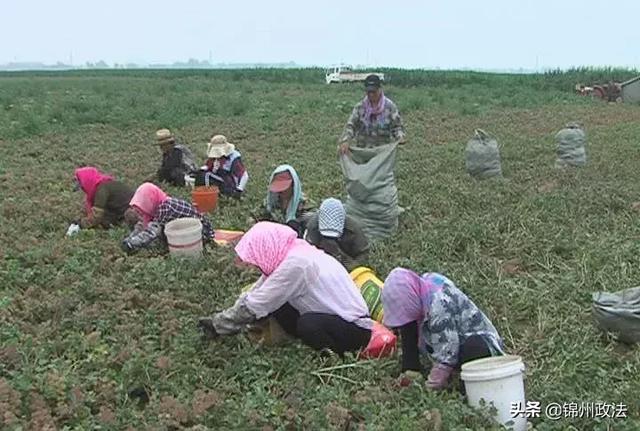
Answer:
[
  {"left": 425, "top": 280, "right": 502, "bottom": 363},
  {"left": 153, "top": 128, "right": 197, "bottom": 186},
  {"left": 159, "top": 144, "right": 196, "bottom": 185},
  {"left": 93, "top": 180, "right": 134, "bottom": 226},
  {"left": 305, "top": 212, "right": 369, "bottom": 271},
  {"left": 261, "top": 246, "right": 371, "bottom": 327}
]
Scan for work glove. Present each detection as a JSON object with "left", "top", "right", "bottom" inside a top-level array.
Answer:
[
  {"left": 184, "top": 174, "right": 196, "bottom": 188},
  {"left": 426, "top": 363, "right": 454, "bottom": 390},
  {"left": 398, "top": 370, "right": 424, "bottom": 387},
  {"left": 121, "top": 237, "right": 138, "bottom": 254},
  {"left": 66, "top": 223, "right": 81, "bottom": 237}
]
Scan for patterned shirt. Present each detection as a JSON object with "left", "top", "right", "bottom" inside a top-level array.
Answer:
[
  {"left": 154, "top": 198, "right": 214, "bottom": 240},
  {"left": 422, "top": 282, "right": 503, "bottom": 366},
  {"left": 340, "top": 97, "right": 406, "bottom": 148},
  {"left": 123, "top": 197, "right": 214, "bottom": 252}
]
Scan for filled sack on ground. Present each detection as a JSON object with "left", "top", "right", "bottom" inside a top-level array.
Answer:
[
  {"left": 555, "top": 122, "right": 587, "bottom": 168},
  {"left": 465, "top": 129, "right": 502, "bottom": 179},
  {"left": 592, "top": 287, "right": 640, "bottom": 344}
]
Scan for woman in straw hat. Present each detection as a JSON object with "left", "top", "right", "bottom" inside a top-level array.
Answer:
[
  {"left": 195, "top": 135, "right": 249, "bottom": 197},
  {"left": 148, "top": 128, "right": 197, "bottom": 187}
]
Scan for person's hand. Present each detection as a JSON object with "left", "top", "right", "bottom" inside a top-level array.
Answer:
[
  {"left": 398, "top": 370, "right": 424, "bottom": 387},
  {"left": 426, "top": 364, "right": 454, "bottom": 390},
  {"left": 337, "top": 141, "right": 350, "bottom": 156},
  {"left": 184, "top": 174, "right": 195, "bottom": 188},
  {"left": 198, "top": 317, "right": 219, "bottom": 340}
]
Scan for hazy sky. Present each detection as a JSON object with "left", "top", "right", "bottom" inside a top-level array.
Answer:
[{"left": 3, "top": 0, "right": 639, "bottom": 69}]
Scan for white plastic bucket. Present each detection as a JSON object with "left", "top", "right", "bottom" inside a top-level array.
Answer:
[
  {"left": 461, "top": 355, "right": 526, "bottom": 431},
  {"left": 164, "top": 218, "right": 203, "bottom": 258}
]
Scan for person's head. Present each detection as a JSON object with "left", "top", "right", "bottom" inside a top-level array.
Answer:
[
  {"left": 364, "top": 74, "right": 382, "bottom": 104},
  {"left": 381, "top": 268, "right": 445, "bottom": 329},
  {"left": 74, "top": 166, "right": 101, "bottom": 194},
  {"left": 155, "top": 128, "right": 175, "bottom": 154},
  {"left": 74, "top": 167, "right": 114, "bottom": 213},
  {"left": 318, "top": 198, "right": 346, "bottom": 239},
  {"left": 124, "top": 207, "right": 142, "bottom": 228},
  {"left": 269, "top": 171, "right": 294, "bottom": 208},
  {"left": 234, "top": 221, "right": 298, "bottom": 276},
  {"left": 207, "top": 135, "right": 235, "bottom": 160},
  {"left": 128, "top": 182, "right": 169, "bottom": 227}
]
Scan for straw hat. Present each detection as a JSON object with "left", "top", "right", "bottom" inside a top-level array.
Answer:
[
  {"left": 207, "top": 135, "right": 235, "bottom": 158},
  {"left": 155, "top": 128, "right": 175, "bottom": 145}
]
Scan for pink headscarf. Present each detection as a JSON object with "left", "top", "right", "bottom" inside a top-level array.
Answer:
[
  {"left": 75, "top": 167, "right": 114, "bottom": 216},
  {"left": 362, "top": 90, "right": 386, "bottom": 127},
  {"left": 381, "top": 268, "right": 446, "bottom": 328},
  {"left": 129, "top": 182, "right": 169, "bottom": 227},
  {"left": 235, "top": 221, "right": 312, "bottom": 276}
]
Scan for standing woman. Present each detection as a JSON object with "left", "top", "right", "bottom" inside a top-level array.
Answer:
[
  {"left": 198, "top": 222, "right": 373, "bottom": 356},
  {"left": 381, "top": 268, "right": 504, "bottom": 390},
  {"left": 338, "top": 74, "right": 406, "bottom": 153}
]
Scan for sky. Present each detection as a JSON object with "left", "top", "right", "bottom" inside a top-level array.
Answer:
[{"left": 2, "top": 0, "right": 639, "bottom": 70}]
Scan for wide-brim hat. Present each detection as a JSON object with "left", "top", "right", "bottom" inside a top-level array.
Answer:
[
  {"left": 207, "top": 135, "right": 235, "bottom": 158},
  {"left": 155, "top": 128, "right": 175, "bottom": 145}
]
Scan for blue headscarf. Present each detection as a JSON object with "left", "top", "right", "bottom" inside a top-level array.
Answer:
[{"left": 265, "top": 164, "right": 303, "bottom": 223}]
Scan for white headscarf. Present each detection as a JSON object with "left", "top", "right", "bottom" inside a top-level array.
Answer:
[{"left": 318, "top": 198, "right": 346, "bottom": 238}]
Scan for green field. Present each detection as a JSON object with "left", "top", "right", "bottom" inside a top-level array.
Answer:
[{"left": 1, "top": 69, "right": 640, "bottom": 430}]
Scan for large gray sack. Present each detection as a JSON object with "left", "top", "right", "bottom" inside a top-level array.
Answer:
[
  {"left": 592, "top": 287, "right": 640, "bottom": 344},
  {"left": 555, "top": 122, "right": 586, "bottom": 168},
  {"left": 465, "top": 129, "right": 502, "bottom": 179},
  {"left": 340, "top": 143, "right": 398, "bottom": 241}
]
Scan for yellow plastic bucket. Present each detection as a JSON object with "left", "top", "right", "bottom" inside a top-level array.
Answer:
[{"left": 350, "top": 266, "right": 384, "bottom": 322}]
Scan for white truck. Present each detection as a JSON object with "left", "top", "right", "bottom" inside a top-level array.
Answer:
[{"left": 325, "top": 65, "right": 385, "bottom": 84}]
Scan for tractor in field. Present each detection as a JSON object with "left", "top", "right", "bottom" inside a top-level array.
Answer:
[{"left": 575, "top": 81, "right": 622, "bottom": 102}]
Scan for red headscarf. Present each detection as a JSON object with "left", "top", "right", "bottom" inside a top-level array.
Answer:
[{"left": 75, "top": 167, "right": 114, "bottom": 216}]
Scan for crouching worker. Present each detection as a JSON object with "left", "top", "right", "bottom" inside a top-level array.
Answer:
[
  {"left": 198, "top": 222, "right": 373, "bottom": 356},
  {"left": 73, "top": 166, "right": 134, "bottom": 229},
  {"left": 194, "top": 135, "right": 248, "bottom": 197},
  {"left": 304, "top": 198, "right": 369, "bottom": 271},
  {"left": 256, "top": 165, "right": 314, "bottom": 238},
  {"left": 122, "top": 182, "right": 214, "bottom": 253},
  {"left": 381, "top": 268, "right": 504, "bottom": 390},
  {"left": 148, "top": 128, "right": 197, "bottom": 187}
]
